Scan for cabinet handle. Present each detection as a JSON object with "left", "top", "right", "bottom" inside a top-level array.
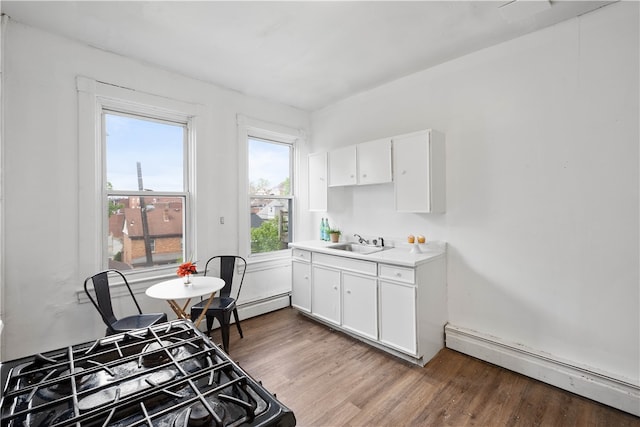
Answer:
[
  {"left": 362, "top": 173, "right": 367, "bottom": 178},
  {"left": 304, "top": 276, "right": 309, "bottom": 280},
  {"left": 350, "top": 174, "right": 355, "bottom": 178},
  {"left": 346, "top": 289, "right": 352, "bottom": 294},
  {"left": 401, "top": 170, "right": 407, "bottom": 175},
  {"left": 333, "top": 285, "right": 338, "bottom": 290},
  {"left": 396, "top": 272, "right": 402, "bottom": 277}
]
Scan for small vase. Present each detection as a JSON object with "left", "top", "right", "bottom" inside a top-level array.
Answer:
[{"left": 183, "top": 274, "right": 191, "bottom": 285}]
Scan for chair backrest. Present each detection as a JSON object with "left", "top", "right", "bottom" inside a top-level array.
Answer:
[
  {"left": 84, "top": 269, "right": 142, "bottom": 332},
  {"left": 203, "top": 255, "right": 247, "bottom": 299}
]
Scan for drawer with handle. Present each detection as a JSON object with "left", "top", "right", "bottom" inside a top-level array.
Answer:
[
  {"left": 292, "top": 249, "right": 311, "bottom": 261},
  {"left": 378, "top": 264, "right": 415, "bottom": 284}
]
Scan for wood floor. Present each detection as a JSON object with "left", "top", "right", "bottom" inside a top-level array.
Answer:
[{"left": 214, "top": 307, "right": 638, "bottom": 426}]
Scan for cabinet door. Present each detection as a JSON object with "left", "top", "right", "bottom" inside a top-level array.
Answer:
[
  {"left": 342, "top": 272, "right": 378, "bottom": 340},
  {"left": 379, "top": 280, "right": 417, "bottom": 355},
  {"left": 357, "top": 137, "right": 392, "bottom": 185},
  {"left": 394, "top": 130, "right": 445, "bottom": 213},
  {"left": 308, "top": 152, "right": 327, "bottom": 212},
  {"left": 328, "top": 146, "right": 357, "bottom": 186},
  {"left": 292, "top": 261, "right": 311, "bottom": 312},
  {"left": 394, "top": 131, "right": 431, "bottom": 212},
  {"left": 312, "top": 265, "right": 341, "bottom": 325}
]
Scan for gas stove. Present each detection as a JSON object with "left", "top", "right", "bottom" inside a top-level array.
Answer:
[{"left": 0, "top": 320, "right": 295, "bottom": 427}]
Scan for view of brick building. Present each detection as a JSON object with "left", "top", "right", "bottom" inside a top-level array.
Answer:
[{"left": 108, "top": 197, "right": 184, "bottom": 269}]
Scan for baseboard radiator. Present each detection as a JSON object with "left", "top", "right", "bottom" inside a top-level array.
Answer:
[{"left": 445, "top": 324, "right": 640, "bottom": 417}]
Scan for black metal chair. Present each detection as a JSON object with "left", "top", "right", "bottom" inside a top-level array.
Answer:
[
  {"left": 190, "top": 255, "right": 247, "bottom": 353},
  {"left": 84, "top": 269, "right": 167, "bottom": 336}
]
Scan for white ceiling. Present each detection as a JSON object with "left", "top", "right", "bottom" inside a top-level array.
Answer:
[{"left": 2, "top": 1, "right": 614, "bottom": 111}]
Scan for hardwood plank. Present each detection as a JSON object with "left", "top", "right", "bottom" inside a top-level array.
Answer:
[{"left": 210, "top": 307, "right": 639, "bottom": 426}]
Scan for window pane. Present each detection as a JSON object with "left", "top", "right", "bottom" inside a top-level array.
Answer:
[
  {"left": 250, "top": 198, "right": 291, "bottom": 254},
  {"left": 105, "top": 113, "right": 185, "bottom": 191},
  {"left": 248, "top": 138, "right": 291, "bottom": 196},
  {"left": 248, "top": 137, "right": 293, "bottom": 255},
  {"left": 108, "top": 196, "right": 185, "bottom": 269}
]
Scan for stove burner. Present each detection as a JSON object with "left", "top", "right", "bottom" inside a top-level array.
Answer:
[
  {"left": 189, "top": 402, "right": 214, "bottom": 427},
  {"left": 28, "top": 367, "right": 95, "bottom": 402},
  {"left": 141, "top": 340, "right": 176, "bottom": 367},
  {"left": 77, "top": 368, "right": 178, "bottom": 411},
  {"left": 38, "top": 367, "right": 87, "bottom": 399},
  {"left": 174, "top": 400, "right": 227, "bottom": 427}
]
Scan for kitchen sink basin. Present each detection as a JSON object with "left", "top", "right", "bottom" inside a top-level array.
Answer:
[{"left": 329, "top": 243, "right": 386, "bottom": 255}]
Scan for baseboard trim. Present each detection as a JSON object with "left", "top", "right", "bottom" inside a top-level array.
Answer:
[
  {"left": 445, "top": 324, "right": 640, "bottom": 417},
  {"left": 237, "top": 294, "right": 291, "bottom": 319}
]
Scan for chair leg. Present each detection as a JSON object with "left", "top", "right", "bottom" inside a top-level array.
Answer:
[
  {"left": 232, "top": 308, "right": 243, "bottom": 339},
  {"left": 206, "top": 315, "right": 214, "bottom": 336},
  {"left": 220, "top": 311, "right": 232, "bottom": 353}
]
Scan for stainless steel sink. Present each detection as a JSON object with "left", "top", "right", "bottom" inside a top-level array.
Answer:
[{"left": 328, "top": 243, "right": 385, "bottom": 255}]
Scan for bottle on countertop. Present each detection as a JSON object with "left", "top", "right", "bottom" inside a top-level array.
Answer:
[
  {"left": 324, "top": 219, "right": 331, "bottom": 241},
  {"left": 320, "top": 218, "right": 326, "bottom": 241}
]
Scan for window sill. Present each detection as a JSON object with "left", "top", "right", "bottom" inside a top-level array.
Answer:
[{"left": 76, "top": 270, "right": 180, "bottom": 304}]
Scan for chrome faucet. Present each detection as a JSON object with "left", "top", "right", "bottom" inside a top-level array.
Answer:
[
  {"left": 374, "top": 237, "right": 385, "bottom": 247},
  {"left": 354, "top": 234, "right": 370, "bottom": 245}
]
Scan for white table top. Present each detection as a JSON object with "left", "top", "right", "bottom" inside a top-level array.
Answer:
[{"left": 145, "top": 276, "right": 225, "bottom": 300}]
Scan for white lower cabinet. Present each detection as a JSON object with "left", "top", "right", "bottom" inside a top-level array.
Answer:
[
  {"left": 291, "top": 249, "right": 312, "bottom": 312},
  {"left": 379, "top": 280, "right": 417, "bottom": 355},
  {"left": 291, "top": 245, "right": 446, "bottom": 366},
  {"left": 291, "top": 260, "right": 311, "bottom": 312},
  {"left": 342, "top": 272, "right": 377, "bottom": 340},
  {"left": 311, "top": 265, "right": 341, "bottom": 325}
]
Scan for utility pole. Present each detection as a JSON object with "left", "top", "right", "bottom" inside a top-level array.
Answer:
[{"left": 137, "top": 162, "right": 153, "bottom": 266}]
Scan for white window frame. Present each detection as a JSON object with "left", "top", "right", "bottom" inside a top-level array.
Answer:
[
  {"left": 237, "top": 115, "right": 305, "bottom": 260},
  {"left": 77, "top": 76, "right": 201, "bottom": 282}
]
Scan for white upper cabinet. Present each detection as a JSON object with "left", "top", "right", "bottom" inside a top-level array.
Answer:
[
  {"left": 308, "top": 152, "right": 327, "bottom": 211},
  {"left": 356, "top": 137, "right": 392, "bottom": 185},
  {"left": 328, "top": 145, "right": 357, "bottom": 186},
  {"left": 393, "top": 130, "right": 445, "bottom": 213},
  {"left": 328, "top": 137, "right": 392, "bottom": 187}
]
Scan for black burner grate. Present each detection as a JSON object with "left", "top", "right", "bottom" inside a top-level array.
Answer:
[{"left": 0, "top": 321, "right": 294, "bottom": 427}]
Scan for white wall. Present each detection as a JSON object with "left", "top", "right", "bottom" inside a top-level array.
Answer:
[
  {"left": 311, "top": 2, "right": 638, "bottom": 386},
  {"left": 1, "top": 19, "right": 309, "bottom": 359}
]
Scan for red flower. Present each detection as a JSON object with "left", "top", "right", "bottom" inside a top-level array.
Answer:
[{"left": 177, "top": 261, "right": 197, "bottom": 277}]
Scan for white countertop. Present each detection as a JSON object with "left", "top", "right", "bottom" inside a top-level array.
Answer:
[{"left": 289, "top": 240, "right": 445, "bottom": 267}]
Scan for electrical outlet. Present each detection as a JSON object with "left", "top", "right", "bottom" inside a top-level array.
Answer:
[{"left": 219, "top": 216, "right": 224, "bottom": 224}]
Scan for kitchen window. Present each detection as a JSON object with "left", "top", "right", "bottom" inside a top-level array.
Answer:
[
  {"left": 248, "top": 137, "right": 293, "bottom": 255},
  {"left": 237, "top": 115, "right": 303, "bottom": 258}
]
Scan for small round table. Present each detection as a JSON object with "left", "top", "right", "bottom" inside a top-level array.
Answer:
[{"left": 145, "top": 276, "right": 225, "bottom": 328}]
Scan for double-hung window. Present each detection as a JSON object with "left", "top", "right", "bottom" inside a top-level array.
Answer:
[
  {"left": 238, "top": 115, "right": 303, "bottom": 258},
  {"left": 104, "top": 111, "right": 188, "bottom": 270},
  {"left": 248, "top": 137, "right": 293, "bottom": 254},
  {"left": 77, "top": 77, "right": 198, "bottom": 277}
]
